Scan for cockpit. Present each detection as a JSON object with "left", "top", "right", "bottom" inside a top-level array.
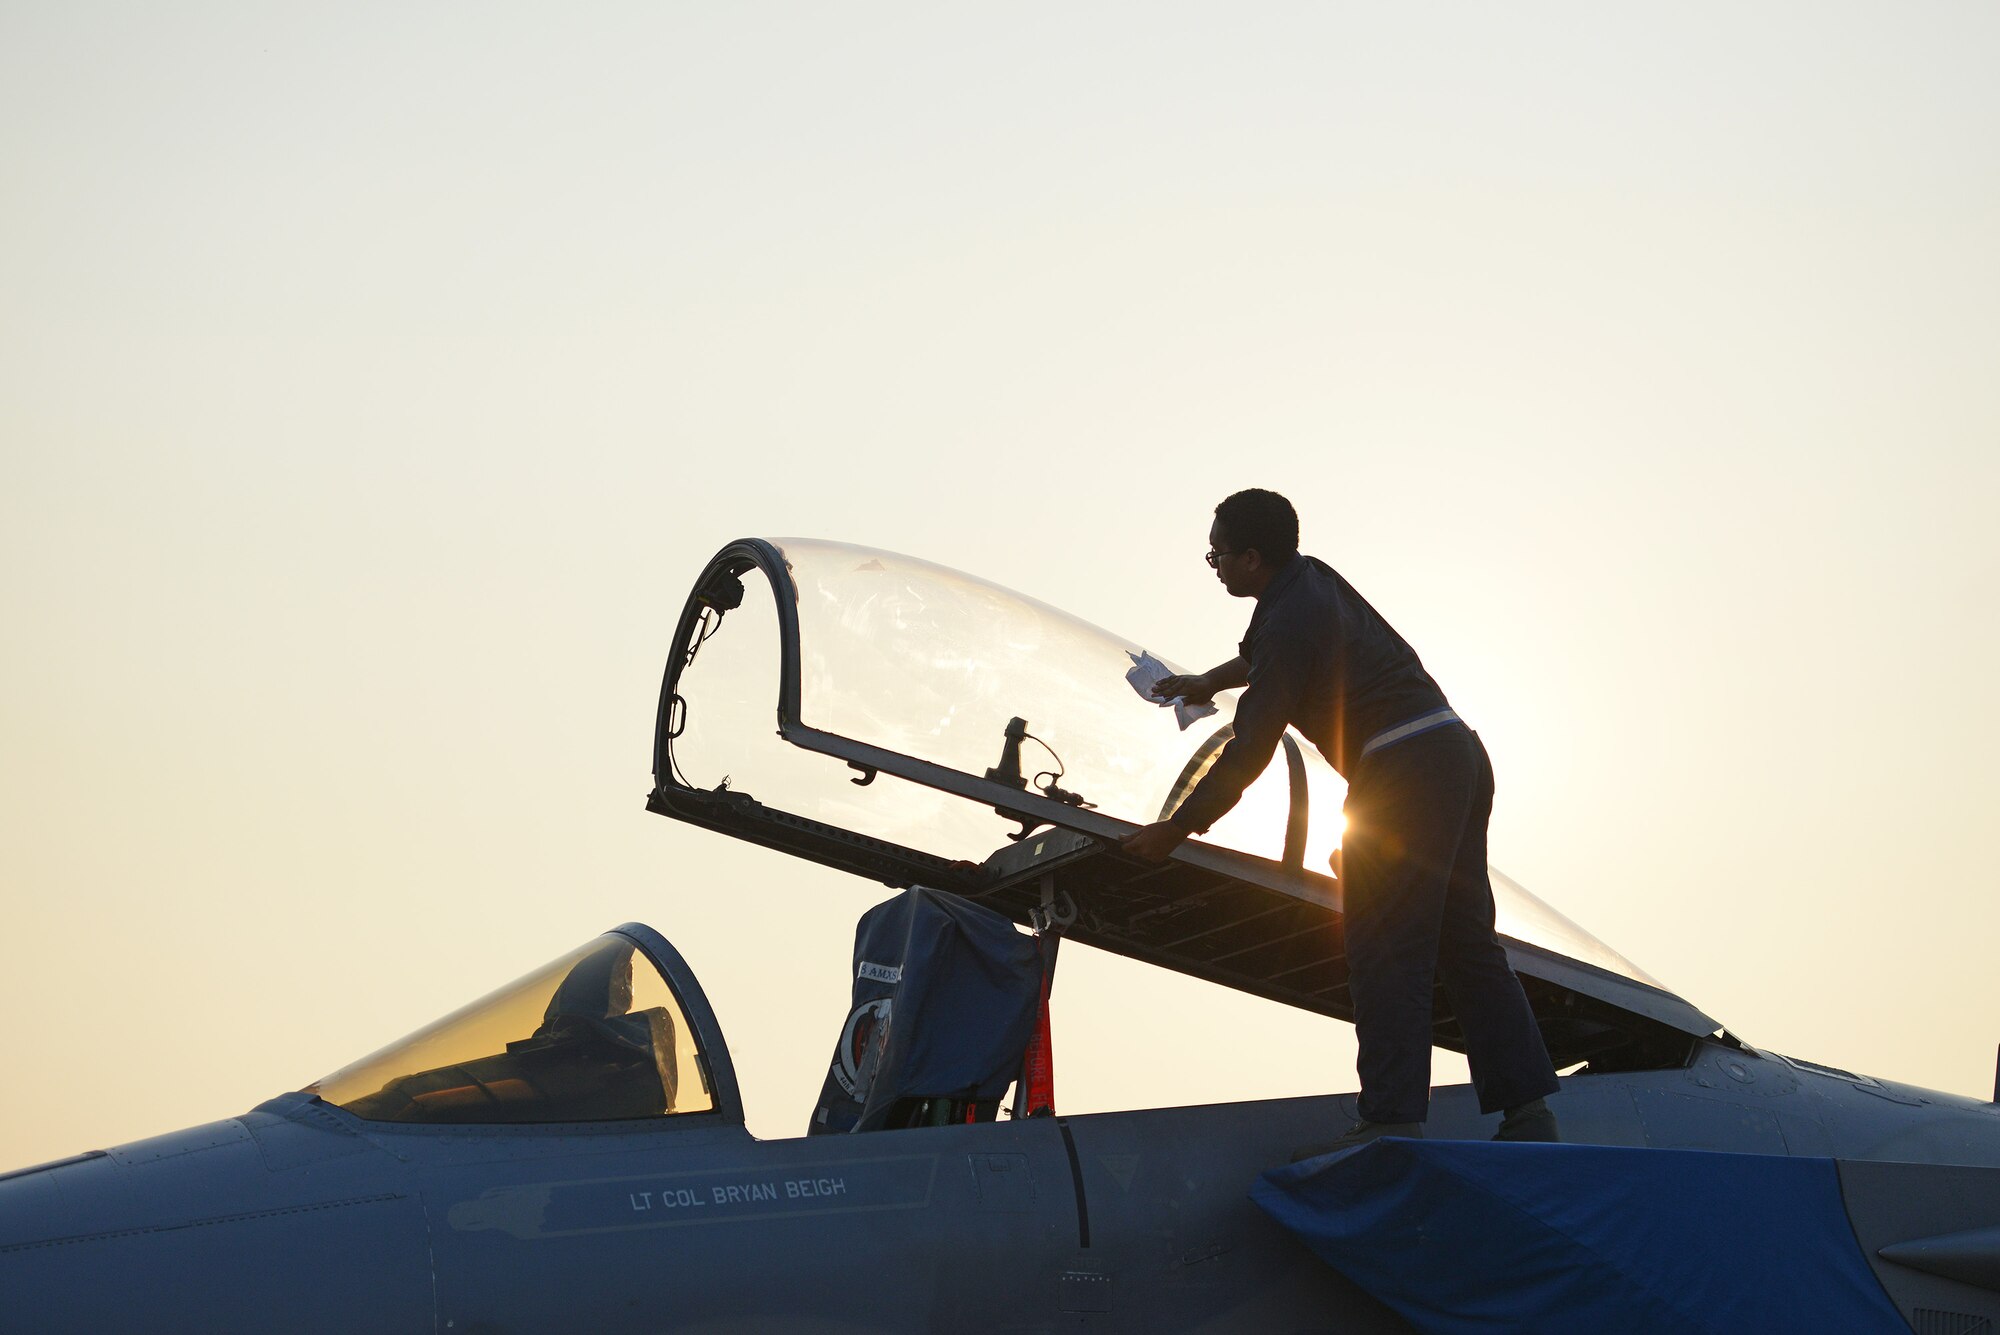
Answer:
[
  {"left": 650, "top": 538, "right": 1724, "bottom": 1073},
  {"left": 309, "top": 926, "right": 736, "bottom": 1125}
]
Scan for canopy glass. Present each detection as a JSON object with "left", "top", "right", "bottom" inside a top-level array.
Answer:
[{"left": 666, "top": 538, "right": 1657, "bottom": 990}]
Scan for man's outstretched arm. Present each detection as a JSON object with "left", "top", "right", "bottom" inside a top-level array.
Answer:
[{"left": 1123, "top": 641, "right": 1306, "bottom": 862}]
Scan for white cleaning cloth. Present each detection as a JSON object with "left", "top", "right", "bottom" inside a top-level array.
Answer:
[{"left": 1125, "top": 650, "right": 1219, "bottom": 731}]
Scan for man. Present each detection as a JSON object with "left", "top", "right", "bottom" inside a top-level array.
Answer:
[{"left": 1120, "top": 489, "right": 1561, "bottom": 1152}]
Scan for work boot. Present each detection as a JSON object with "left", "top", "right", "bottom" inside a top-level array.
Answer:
[
  {"left": 1494, "top": 1098, "right": 1561, "bottom": 1143},
  {"left": 1289, "top": 1119, "right": 1422, "bottom": 1163}
]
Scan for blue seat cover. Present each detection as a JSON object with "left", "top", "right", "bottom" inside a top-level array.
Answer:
[{"left": 809, "top": 887, "right": 1041, "bottom": 1134}]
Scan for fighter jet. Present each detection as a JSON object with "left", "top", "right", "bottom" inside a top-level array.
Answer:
[{"left": 2, "top": 536, "right": 1996, "bottom": 1333}]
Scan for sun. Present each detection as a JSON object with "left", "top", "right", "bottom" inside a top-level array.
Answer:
[{"left": 1199, "top": 750, "right": 1348, "bottom": 872}]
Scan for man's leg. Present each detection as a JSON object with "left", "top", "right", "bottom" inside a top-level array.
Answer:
[
  {"left": 1341, "top": 729, "right": 1479, "bottom": 1126},
  {"left": 1433, "top": 732, "right": 1561, "bottom": 1116}
]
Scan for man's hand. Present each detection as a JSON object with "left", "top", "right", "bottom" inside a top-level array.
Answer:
[
  {"left": 1150, "top": 672, "right": 1215, "bottom": 706},
  {"left": 1120, "top": 819, "right": 1190, "bottom": 864}
]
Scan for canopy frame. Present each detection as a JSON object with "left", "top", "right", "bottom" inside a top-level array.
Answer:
[{"left": 649, "top": 538, "right": 1721, "bottom": 1072}]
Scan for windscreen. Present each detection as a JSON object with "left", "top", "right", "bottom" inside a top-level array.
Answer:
[{"left": 310, "top": 934, "right": 715, "bottom": 1124}]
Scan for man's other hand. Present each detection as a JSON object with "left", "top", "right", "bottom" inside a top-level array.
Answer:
[
  {"left": 1151, "top": 673, "right": 1215, "bottom": 705},
  {"left": 1120, "top": 820, "right": 1190, "bottom": 864}
]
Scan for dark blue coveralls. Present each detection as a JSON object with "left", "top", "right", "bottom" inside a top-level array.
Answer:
[{"left": 1168, "top": 553, "right": 1559, "bottom": 1124}]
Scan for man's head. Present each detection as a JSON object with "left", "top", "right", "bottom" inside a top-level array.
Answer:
[{"left": 1208, "top": 488, "right": 1299, "bottom": 598}]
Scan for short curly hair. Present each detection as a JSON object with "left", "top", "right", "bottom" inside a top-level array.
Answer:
[{"left": 1213, "top": 489, "right": 1299, "bottom": 563}]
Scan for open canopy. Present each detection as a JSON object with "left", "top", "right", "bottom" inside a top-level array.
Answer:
[{"left": 650, "top": 538, "right": 1721, "bottom": 1071}]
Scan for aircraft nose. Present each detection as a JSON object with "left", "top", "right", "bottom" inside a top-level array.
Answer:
[{"left": 0, "top": 1108, "right": 434, "bottom": 1334}]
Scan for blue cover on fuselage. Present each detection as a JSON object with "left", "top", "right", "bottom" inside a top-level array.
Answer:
[
  {"left": 809, "top": 887, "right": 1041, "bottom": 1135},
  {"left": 1252, "top": 1139, "right": 1905, "bottom": 1334}
]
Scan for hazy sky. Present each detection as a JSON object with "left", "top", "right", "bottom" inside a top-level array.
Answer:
[{"left": 3, "top": 3, "right": 1996, "bottom": 1168}]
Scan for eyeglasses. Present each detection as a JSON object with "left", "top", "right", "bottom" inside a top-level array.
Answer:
[{"left": 1204, "top": 549, "right": 1240, "bottom": 568}]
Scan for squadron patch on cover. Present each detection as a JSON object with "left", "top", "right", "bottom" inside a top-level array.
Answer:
[{"left": 831, "top": 997, "right": 893, "bottom": 1098}]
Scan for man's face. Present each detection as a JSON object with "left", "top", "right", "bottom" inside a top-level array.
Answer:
[{"left": 1208, "top": 519, "right": 1258, "bottom": 598}]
